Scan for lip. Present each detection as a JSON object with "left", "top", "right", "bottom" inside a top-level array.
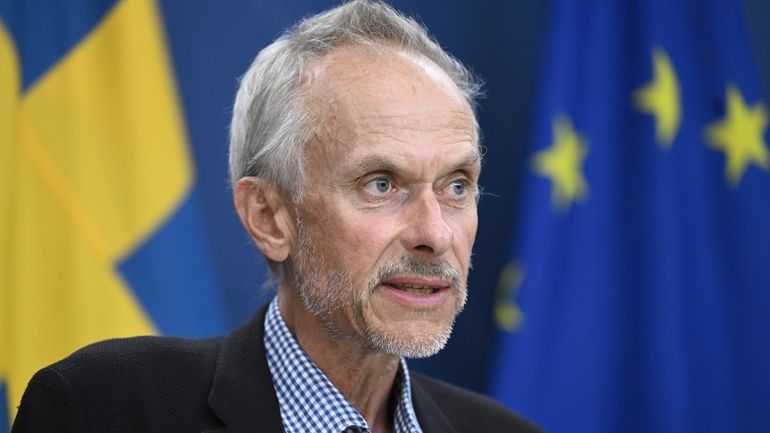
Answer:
[{"left": 378, "top": 277, "right": 451, "bottom": 309}]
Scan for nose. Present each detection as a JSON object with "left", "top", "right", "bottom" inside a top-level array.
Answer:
[{"left": 400, "top": 187, "right": 453, "bottom": 257}]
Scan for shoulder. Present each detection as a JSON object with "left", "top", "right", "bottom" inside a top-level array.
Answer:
[
  {"left": 41, "top": 334, "right": 224, "bottom": 395},
  {"left": 13, "top": 335, "right": 225, "bottom": 433},
  {"left": 410, "top": 373, "right": 543, "bottom": 433},
  {"left": 53, "top": 334, "right": 222, "bottom": 376}
]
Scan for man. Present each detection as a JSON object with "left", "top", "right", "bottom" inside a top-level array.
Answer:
[{"left": 12, "top": 1, "right": 541, "bottom": 432}]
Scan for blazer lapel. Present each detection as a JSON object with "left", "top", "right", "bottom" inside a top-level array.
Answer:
[
  {"left": 410, "top": 375, "right": 459, "bottom": 433},
  {"left": 203, "top": 304, "right": 284, "bottom": 433},
  {"left": 202, "top": 304, "right": 460, "bottom": 433}
]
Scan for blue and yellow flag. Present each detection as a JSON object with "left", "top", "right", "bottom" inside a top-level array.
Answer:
[
  {"left": 491, "top": 1, "right": 770, "bottom": 432},
  {"left": 0, "top": 1, "right": 227, "bottom": 428}
]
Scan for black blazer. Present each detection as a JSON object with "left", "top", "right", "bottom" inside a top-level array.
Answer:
[{"left": 12, "top": 305, "right": 542, "bottom": 433}]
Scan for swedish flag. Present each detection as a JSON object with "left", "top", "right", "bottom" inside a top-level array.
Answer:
[
  {"left": 491, "top": 0, "right": 770, "bottom": 432},
  {"left": 0, "top": 1, "right": 227, "bottom": 429}
]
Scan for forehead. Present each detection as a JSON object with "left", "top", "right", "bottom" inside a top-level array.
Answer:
[
  {"left": 306, "top": 44, "right": 467, "bottom": 100},
  {"left": 303, "top": 45, "right": 478, "bottom": 170}
]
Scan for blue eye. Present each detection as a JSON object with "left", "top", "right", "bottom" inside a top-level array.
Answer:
[
  {"left": 364, "top": 177, "right": 393, "bottom": 196},
  {"left": 449, "top": 179, "right": 467, "bottom": 196},
  {"left": 375, "top": 178, "right": 390, "bottom": 193}
]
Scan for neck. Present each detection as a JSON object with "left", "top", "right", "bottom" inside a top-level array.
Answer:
[{"left": 278, "top": 287, "right": 400, "bottom": 433}]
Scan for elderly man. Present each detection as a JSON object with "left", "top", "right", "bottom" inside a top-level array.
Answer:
[{"left": 13, "top": 1, "right": 541, "bottom": 432}]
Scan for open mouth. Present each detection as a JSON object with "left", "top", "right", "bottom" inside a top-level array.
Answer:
[
  {"left": 388, "top": 284, "right": 440, "bottom": 295},
  {"left": 377, "top": 276, "right": 453, "bottom": 309}
]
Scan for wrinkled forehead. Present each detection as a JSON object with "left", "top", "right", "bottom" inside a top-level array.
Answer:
[
  {"left": 293, "top": 44, "right": 480, "bottom": 190},
  {"left": 302, "top": 44, "right": 477, "bottom": 148},
  {"left": 303, "top": 43, "right": 467, "bottom": 102}
]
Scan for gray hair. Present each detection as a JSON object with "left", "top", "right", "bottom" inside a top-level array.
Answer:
[{"left": 229, "top": 0, "right": 483, "bottom": 276}]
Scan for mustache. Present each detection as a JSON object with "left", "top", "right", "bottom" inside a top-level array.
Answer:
[{"left": 369, "top": 256, "right": 463, "bottom": 292}]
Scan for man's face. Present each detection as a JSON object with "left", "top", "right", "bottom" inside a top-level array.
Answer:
[{"left": 290, "top": 46, "right": 480, "bottom": 358}]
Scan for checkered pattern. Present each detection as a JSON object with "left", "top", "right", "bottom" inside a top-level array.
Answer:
[{"left": 264, "top": 297, "right": 423, "bottom": 433}]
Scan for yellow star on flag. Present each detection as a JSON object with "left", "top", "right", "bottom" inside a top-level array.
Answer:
[
  {"left": 494, "top": 262, "right": 525, "bottom": 332},
  {"left": 532, "top": 116, "right": 589, "bottom": 209},
  {"left": 634, "top": 48, "right": 682, "bottom": 148},
  {"left": 705, "top": 83, "right": 770, "bottom": 186}
]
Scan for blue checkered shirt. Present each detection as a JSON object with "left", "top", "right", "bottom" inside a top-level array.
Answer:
[{"left": 264, "top": 297, "right": 424, "bottom": 433}]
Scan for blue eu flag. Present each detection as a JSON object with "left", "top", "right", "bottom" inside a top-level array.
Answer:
[{"left": 490, "top": 1, "right": 770, "bottom": 432}]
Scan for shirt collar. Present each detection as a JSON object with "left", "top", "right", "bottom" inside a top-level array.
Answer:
[{"left": 264, "top": 297, "right": 423, "bottom": 433}]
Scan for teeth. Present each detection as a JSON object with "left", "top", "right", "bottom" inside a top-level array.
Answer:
[{"left": 398, "top": 286, "right": 435, "bottom": 295}]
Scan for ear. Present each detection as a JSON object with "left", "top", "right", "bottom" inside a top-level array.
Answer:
[{"left": 233, "top": 177, "right": 295, "bottom": 263}]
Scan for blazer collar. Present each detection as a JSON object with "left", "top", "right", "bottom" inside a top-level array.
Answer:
[
  {"left": 202, "top": 303, "right": 457, "bottom": 433},
  {"left": 410, "top": 375, "right": 458, "bottom": 433},
  {"left": 203, "top": 304, "right": 283, "bottom": 433}
]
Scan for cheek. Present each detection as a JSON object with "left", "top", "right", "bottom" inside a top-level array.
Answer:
[
  {"left": 317, "top": 212, "right": 401, "bottom": 274},
  {"left": 449, "top": 210, "right": 478, "bottom": 256}
]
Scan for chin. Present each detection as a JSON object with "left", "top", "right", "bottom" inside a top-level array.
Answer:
[{"left": 364, "top": 319, "right": 456, "bottom": 359}]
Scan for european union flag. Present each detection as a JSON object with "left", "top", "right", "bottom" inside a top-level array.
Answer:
[{"left": 491, "top": 1, "right": 770, "bottom": 433}]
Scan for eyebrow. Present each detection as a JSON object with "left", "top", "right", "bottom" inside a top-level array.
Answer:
[
  {"left": 354, "top": 151, "right": 481, "bottom": 177},
  {"left": 455, "top": 152, "right": 482, "bottom": 170},
  {"left": 356, "top": 156, "right": 400, "bottom": 175}
]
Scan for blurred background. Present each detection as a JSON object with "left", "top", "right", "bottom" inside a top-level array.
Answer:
[{"left": 2, "top": 0, "right": 769, "bottom": 432}]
